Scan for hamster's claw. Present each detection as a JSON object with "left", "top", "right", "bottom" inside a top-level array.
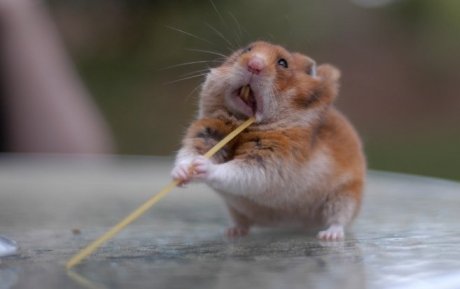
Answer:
[
  {"left": 171, "top": 156, "right": 214, "bottom": 185},
  {"left": 317, "top": 224, "right": 344, "bottom": 241},
  {"left": 191, "top": 156, "right": 214, "bottom": 181},
  {"left": 171, "top": 163, "right": 192, "bottom": 186}
]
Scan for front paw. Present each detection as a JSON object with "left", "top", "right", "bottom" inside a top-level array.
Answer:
[
  {"left": 171, "top": 161, "right": 193, "bottom": 186},
  {"left": 190, "top": 156, "right": 215, "bottom": 182}
]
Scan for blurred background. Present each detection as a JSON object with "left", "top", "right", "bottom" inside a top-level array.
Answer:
[{"left": 1, "top": 0, "right": 459, "bottom": 180}]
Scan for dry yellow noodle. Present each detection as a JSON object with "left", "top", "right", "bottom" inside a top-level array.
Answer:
[
  {"left": 67, "top": 270, "right": 107, "bottom": 289},
  {"left": 66, "top": 110, "right": 255, "bottom": 269}
]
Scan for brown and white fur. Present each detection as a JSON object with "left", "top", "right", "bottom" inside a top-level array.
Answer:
[{"left": 171, "top": 41, "right": 366, "bottom": 241}]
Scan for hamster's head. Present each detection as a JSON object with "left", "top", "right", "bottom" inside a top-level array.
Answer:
[{"left": 199, "top": 41, "right": 341, "bottom": 123}]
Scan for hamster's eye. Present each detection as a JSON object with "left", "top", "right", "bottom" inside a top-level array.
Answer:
[
  {"left": 242, "top": 46, "right": 252, "bottom": 53},
  {"left": 277, "top": 58, "right": 288, "bottom": 68}
]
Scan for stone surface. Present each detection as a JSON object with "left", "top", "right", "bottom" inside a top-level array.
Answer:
[{"left": 0, "top": 156, "right": 460, "bottom": 289}]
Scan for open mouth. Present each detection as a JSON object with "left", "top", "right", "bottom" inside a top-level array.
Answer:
[{"left": 237, "top": 85, "right": 257, "bottom": 114}]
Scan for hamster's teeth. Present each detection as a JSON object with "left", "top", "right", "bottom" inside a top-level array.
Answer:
[{"left": 241, "top": 85, "right": 250, "bottom": 102}]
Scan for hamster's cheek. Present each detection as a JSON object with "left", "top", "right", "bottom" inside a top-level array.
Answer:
[
  {"left": 203, "top": 69, "right": 229, "bottom": 92},
  {"left": 275, "top": 88, "right": 296, "bottom": 107},
  {"left": 206, "top": 68, "right": 223, "bottom": 82}
]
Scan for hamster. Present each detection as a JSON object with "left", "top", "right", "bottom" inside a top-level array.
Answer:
[{"left": 171, "top": 41, "right": 366, "bottom": 241}]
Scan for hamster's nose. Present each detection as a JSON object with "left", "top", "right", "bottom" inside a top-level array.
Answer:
[{"left": 247, "top": 56, "right": 266, "bottom": 75}]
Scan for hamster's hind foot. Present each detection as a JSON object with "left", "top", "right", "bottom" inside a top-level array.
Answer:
[
  {"left": 317, "top": 224, "right": 344, "bottom": 241},
  {"left": 225, "top": 226, "right": 250, "bottom": 239}
]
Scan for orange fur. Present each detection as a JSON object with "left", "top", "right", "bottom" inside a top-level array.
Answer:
[{"left": 173, "top": 41, "right": 366, "bottom": 240}]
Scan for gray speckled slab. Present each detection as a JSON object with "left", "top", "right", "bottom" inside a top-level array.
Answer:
[{"left": 0, "top": 156, "right": 459, "bottom": 289}]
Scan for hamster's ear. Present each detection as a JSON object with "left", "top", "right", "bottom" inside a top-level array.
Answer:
[
  {"left": 317, "top": 64, "right": 341, "bottom": 83},
  {"left": 293, "top": 63, "right": 341, "bottom": 109},
  {"left": 317, "top": 64, "right": 341, "bottom": 102}
]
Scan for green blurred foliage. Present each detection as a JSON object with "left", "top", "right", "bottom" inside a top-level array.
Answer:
[{"left": 50, "top": 0, "right": 460, "bottom": 180}]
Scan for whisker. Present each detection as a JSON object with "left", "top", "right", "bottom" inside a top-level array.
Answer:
[
  {"left": 165, "top": 25, "right": 214, "bottom": 45},
  {"left": 235, "top": 17, "right": 251, "bottom": 39},
  {"left": 227, "top": 12, "right": 242, "bottom": 37},
  {"left": 164, "top": 73, "right": 208, "bottom": 85},
  {"left": 178, "top": 67, "right": 211, "bottom": 78},
  {"left": 227, "top": 11, "right": 243, "bottom": 45},
  {"left": 185, "top": 82, "right": 203, "bottom": 101},
  {"left": 159, "top": 60, "right": 218, "bottom": 71},
  {"left": 185, "top": 48, "right": 227, "bottom": 59},
  {"left": 209, "top": 0, "right": 228, "bottom": 30},
  {"left": 204, "top": 22, "right": 235, "bottom": 50}
]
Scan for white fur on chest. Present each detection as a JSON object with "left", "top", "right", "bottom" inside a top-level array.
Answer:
[{"left": 216, "top": 148, "right": 335, "bottom": 212}]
